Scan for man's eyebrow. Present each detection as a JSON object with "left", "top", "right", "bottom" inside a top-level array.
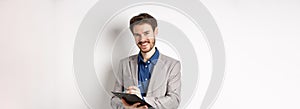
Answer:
[
  {"left": 143, "top": 30, "right": 150, "bottom": 33},
  {"left": 133, "top": 30, "right": 151, "bottom": 35},
  {"left": 133, "top": 33, "right": 140, "bottom": 35}
]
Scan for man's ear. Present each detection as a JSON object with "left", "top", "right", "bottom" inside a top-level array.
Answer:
[{"left": 154, "top": 27, "right": 158, "bottom": 36}]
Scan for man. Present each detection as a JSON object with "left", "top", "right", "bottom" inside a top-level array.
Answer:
[{"left": 111, "top": 13, "right": 181, "bottom": 109}]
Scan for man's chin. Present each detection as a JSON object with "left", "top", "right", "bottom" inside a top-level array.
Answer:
[
  {"left": 139, "top": 47, "right": 150, "bottom": 53},
  {"left": 140, "top": 47, "right": 155, "bottom": 53},
  {"left": 141, "top": 49, "right": 150, "bottom": 53}
]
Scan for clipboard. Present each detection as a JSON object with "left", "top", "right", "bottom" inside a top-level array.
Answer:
[{"left": 111, "top": 91, "right": 152, "bottom": 108}]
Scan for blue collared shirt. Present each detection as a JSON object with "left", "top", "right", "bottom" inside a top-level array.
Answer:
[{"left": 138, "top": 47, "right": 160, "bottom": 97}]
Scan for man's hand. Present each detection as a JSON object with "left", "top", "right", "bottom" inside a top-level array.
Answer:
[
  {"left": 121, "top": 99, "right": 148, "bottom": 109},
  {"left": 121, "top": 86, "right": 146, "bottom": 109},
  {"left": 126, "top": 86, "right": 143, "bottom": 99}
]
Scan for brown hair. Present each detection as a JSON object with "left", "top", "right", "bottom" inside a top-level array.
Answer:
[{"left": 129, "top": 13, "right": 157, "bottom": 33}]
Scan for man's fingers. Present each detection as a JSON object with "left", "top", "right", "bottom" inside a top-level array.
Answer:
[
  {"left": 127, "top": 86, "right": 139, "bottom": 90},
  {"left": 126, "top": 86, "right": 140, "bottom": 94},
  {"left": 122, "top": 99, "right": 144, "bottom": 108},
  {"left": 121, "top": 99, "right": 129, "bottom": 106},
  {"left": 127, "top": 89, "right": 138, "bottom": 94},
  {"left": 132, "top": 102, "right": 141, "bottom": 107},
  {"left": 137, "top": 105, "right": 148, "bottom": 109},
  {"left": 142, "top": 105, "right": 148, "bottom": 109},
  {"left": 121, "top": 99, "right": 126, "bottom": 105}
]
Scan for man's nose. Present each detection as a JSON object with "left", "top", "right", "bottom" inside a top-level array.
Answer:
[{"left": 139, "top": 34, "right": 147, "bottom": 41}]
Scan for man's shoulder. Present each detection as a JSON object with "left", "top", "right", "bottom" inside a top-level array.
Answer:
[
  {"left": 119, "top": 54, "right": 138, "bottom": 63},
  {"left": 159, "top": 53, "right": 180, "bottom": 64}
]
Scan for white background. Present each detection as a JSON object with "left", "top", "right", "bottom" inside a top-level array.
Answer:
[{"left": 0, "top": 0, "right": 299, "bottom": 109}]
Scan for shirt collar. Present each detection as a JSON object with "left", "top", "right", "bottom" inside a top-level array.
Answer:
[{"left": 138, "top": 47, "right": 160, "bottom": 64}]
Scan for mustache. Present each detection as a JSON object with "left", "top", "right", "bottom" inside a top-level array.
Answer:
[{"left": 138, "top": 41, "right": 150, "bottom": 45}]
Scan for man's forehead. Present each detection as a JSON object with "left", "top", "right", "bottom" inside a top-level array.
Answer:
[
  {"left": 133, "top": 23, "right": 152, "bottom": 28},
  {"left": 133, "top": 24, "right": 153, "bottom": 33},
  {"left": 133, "top": 29, "right": 151, "bottom": 33}
]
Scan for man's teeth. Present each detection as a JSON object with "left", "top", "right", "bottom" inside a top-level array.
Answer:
[{"left": 142, "top": 43, "right": 148, "bottom": 45}]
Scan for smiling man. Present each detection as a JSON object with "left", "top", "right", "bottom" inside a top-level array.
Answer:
[{"left": 111, "top": 13, "right": 181, "bottom": 109}]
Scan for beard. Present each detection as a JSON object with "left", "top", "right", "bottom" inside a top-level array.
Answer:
[{"left": 137, "top": 39, "right": 155, "bottom": 53}]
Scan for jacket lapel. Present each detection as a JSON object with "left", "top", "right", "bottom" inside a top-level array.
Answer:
[{"left": 146, "top": 54, "right": 165, "bottom": 96}]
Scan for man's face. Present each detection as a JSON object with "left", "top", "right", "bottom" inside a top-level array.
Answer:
[{"left": 132, "top": 23, "right": 157, "bottom": 53}]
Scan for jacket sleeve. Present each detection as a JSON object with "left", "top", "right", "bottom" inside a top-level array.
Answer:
[
  {"left": 110, "top": 61, "right": 124, "bottom": 109},
  {"left": 143, "top": 61, "right": 181, "bottom": 109}
]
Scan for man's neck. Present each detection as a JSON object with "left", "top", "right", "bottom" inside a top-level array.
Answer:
[{"left": 141, "top": 47, "right": 156, "bottom": 62}]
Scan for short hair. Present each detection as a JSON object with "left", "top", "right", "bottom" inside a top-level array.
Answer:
[{"left": 129, "top": 13, "right": 157, "bottom": 33}]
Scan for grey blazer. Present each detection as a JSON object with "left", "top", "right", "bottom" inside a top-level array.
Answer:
[{"left": 111, "top": 53, "right": 181, "bottom": 109}]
